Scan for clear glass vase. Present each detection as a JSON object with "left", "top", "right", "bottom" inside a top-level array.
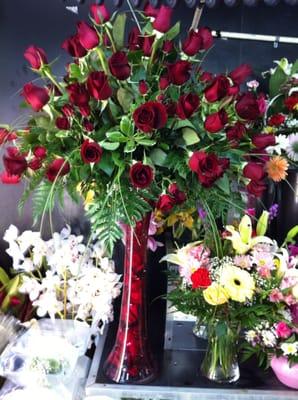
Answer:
[
  {"left": 201, "top": 321, "right": 240, "bottom": 383},
  {"left": 103, "top": 213, "right": 156, "bottom": 384},
  {"left": 193, "top": 318, "right": 208, "bottom": 340}
]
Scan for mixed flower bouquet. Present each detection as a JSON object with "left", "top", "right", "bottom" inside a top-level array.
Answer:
[
  {"left": 164, "top": 211, "right": 298, "bottom": 381},
  {"left": 3, "top": 224, "right": 122, "bottom": 331},
  {"left": 0, "top": 2, "right": 278, "bottom": 255}
]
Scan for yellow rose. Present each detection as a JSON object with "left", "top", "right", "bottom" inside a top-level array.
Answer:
[{"left": 203, "top": 283, "right": 229, "bottom": 306}]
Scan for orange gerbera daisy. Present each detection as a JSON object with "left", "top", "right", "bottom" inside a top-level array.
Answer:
[{"left": 266, "top": 156, "right": 289, "bottom": 182}]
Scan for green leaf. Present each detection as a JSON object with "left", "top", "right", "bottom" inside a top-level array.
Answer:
[
  {"left": 69, "top": 63, "right": 84, "bottom": 81},
  {"left": 215, "top": 321, "right": 227, "bottom": 337},
  {"left": 120, "top": 116, "right": 134, "bottom": 136},
  {"left": 124, "top": 141, "right": 136, "bottom": 153},
  {"left": 215, "top": 174, "right": 230, "bottom": 195},
  {"left": 113, "top": 13, "right": 127, "bottom": 49},
  {"left": 285, "top": 225, "right": 298, "bottom": 243},
  {"left": 117, "top": 88, "right": 134, "bottom": 113},
  {"left": 136, "top": 137, "right": 156, "bottom": 146},
  {"left": 2, "top": 275, "right": 20, "bottom": 310},
  {"left": 269, "top": 66, "right": 288, "bottom": 97},
  {"left": 182, "top": 128, "right": 200, "bottom": 146},
  {"left": 291, "top": 59, "right": 298, "bottom": 74},
  {"left": 106, "top": 131, "right": 127, "bottom": 142},
  {"left": 150, "top": 148, "right": 167, "bottom": 166},
  {"left": 55, "top": 130, "right": 69, "bottom": 138},
  {"left": 174, "top": 119, "right": 196, "bottom": 130},
  {"left": 163, "top": 22, "right": 180, "bottom": 41},
  {"left": 98, "top": 152, "right": 114, "bottom": 176},
  {"left": 0, "top": 268, "right": 9, "bottom": 287},
  {"left": 32, "top": 180, "right": 62, "bottom": 226},
  {"left": 100, "top": 141, "right": 120, "bottom": 151}
]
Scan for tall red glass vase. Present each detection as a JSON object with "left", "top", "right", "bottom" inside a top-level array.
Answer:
[{"left": 103, "top": 213, "right": 157, "bottom": 384}]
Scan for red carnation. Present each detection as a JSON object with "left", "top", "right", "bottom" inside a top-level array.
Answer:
[
  {"left": 153, "top": 5, "right": 173, "bottom": 33},
  {"left": 176, "top": 93, "right": 200, "bottom": 120},
  {"left": 87, "top": 71, "right": 112, "bottom": 101},
  {"left": 167, "top": 61, "right": 191, "bottom": 86},
  {"left": 22, "top": 83, "right": 49, "bottom": 112},
  {"left": 252, "top": 134, "right": 276, "bottom": 149},
  {"left": 77, "top": 21, "right": 99, "bottom": 50},
  {"left": 108, "top": 51, "right": 131, "bottom": 81},
  {"left": 156, "top": 194, "right": 175, "bottom": 213},
  {"left": 191, "top": 268, "right": 212, "bottom": 289},
  {"left": 133, "top": 101, "right": 167, "bottom": 133},
  {"left": 81, "top": 140, "right": 103, "bottom": 164},
  {"left": 62, "top": 35, "right": 87, "bottom": 58},
  {"left": 3, "top": 147, "right": 27, "bottom": 176},
  {"left": 229, "top": 64, "right": 252, "bottom": 85},
  {"left": 268, "top": 113, "right": 286, "bottom": 127},
  {"left": 90, "top": 3, "right": 110, "bottom": 24},
  {"left": 46, "top": 158, "right": 70, "bottom": 182},
  {"left": 24, "top": 45, "right": 48, "bottom": 70},
  {"left": 129, "top": 162, "right": 154, "bottom": 189},
  {"left": 204, "top": 110, "right": 228, "bottom": 133},
  {"left": 66, "top": 83, "right": 90, "bottom": 107},
  {"left": 204, "top": 75, "right": 230, "bottom": 103}
]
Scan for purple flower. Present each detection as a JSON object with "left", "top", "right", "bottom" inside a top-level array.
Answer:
[
  {"left": 289, "top": 244, "right": 298, "bottom": 257},
  {"left": 269, "top": 203, "right": 279, "bottom": 221},
  {"left": 198, "top": 206, "right": 207, "bottom": 220}
]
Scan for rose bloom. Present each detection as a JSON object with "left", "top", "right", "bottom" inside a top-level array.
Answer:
[
  {"left": 87, "top": 71, "right": 112, "bottom": 101},
  {"left": 128, "top": 27, "right": 142, "bottom": 51},
  {"left": 55, "top": 116, "right": 70, "bottom": 130},
  {"left": 162, "top": 40, "right": 174, "bottom": 53},
  {"left": 133, "top": 101, "right": 167, "bottom": 133},
  {"left": 235, "top": 93, "right": 260, "bottom": 121},
  {"left": 129, "top": 162, "right": 154, "bottom": 189},
  {"left": 66, "top": 83, "right": 90, "bottom": 107},
  {"left": 156, "top": 194, "right": 175, "bottom": 213},
  {"left": 28, "top": 158, "right": 42, "bottom": 171},
  {"left": 77, "top": 21, "right": 99, "bottom": 50},
  {"left": 33, "top": 146, "right": 47, "bottom": 160},
  {"left": 144, "top": 3, "right": 159, "bottom": 17},
  {"left": 204, "top": 110, "right": 228, "bottom": 133},
  {"left": 252, "top": 134, "right": 276, "bottom": 149},
  {"left": 284, "top": 94, "right": 298, "bottom": 111},
  {"left": 268, "top": 113, "right": 286, "bottom": 127},
  {"left": 167, "top": 61, "right": 191, "bottom": 86},
  {"left": 142, "top": 35, "right": 155, "bottom": 57},
  {"left": 176, "top": 93, "right": 200, "bottom": 120},
  {"left": 24, "top": 45, "right": 48, "bottom": 70},
  {"left": 275, "top": 322, "right": 292, "bottom": 339},
  {"left": 0, "top": 128, "right": 17, "bottom": 145},
  {"left": 81, "top": 140, "right": 103, "bottom": 164},
  {"left": 229, "top": 63, "right": 252, "bottom": 85},
  {"left": 182, "top": 29, "right": 203, "bottom": 56},
  {"left": 243, "top": 162, "right": 266, "bottom": 181},
  {"left": 90, "top": 3, "right": 110, "bottom": 24},
  {"left": 266, "top": 156, "right": 289, "bottom": 182},
  {"left": 0, "top": 171, "right": 21, "bottom": 184},
  {"left": 22, "top": 83, "right": 49, "bottom": 112},
  {"left": 62, "top": 35, "right": 87, "bottom": 58},
  {"left": 152, "top": 5, "right": 173, "bottom": 33},
  {"left": 168, "top": 183, "right": 186, "bottom": 205},
  {"left": 246, "top": 180, "right": 267, "bottom": 197},
  {"left": 204, "top": 75, "right": 230, "bottom": 103},
  {"left": 108, "top": 51, "right": 131, "bottom": 80},
  {"left": 191, "top": 268, "right": 212, "bottom": 289},
  {"left": 3, "top": 147, "right": 27, "bottom": 176},
  {"left": 46, "top": 158, "right": 70, "bottom": 182},
  {"left": 225, "top": 122, "right": 246, "bottom": 144},
  {"left": 139, "top": 80, "right": 148, "bottom": 95}
]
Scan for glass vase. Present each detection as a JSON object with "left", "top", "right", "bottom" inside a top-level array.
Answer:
[
  {"left": 201, "top": 321, "right": 240, "bottom": 383},
  {"left": 103, "top": 213, "right": 156, "bottom": 384}
]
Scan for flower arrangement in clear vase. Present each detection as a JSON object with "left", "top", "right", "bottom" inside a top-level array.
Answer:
[{"left": 164, "top": 211, "right": 298, "bottom": 383}]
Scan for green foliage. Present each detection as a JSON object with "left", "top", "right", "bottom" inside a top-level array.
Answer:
[
  {"left": 269, "top": 65, "right": 287, "bottom": 97},
  {"left": 113, "top": 13, "right": 127, "bottom": 49}
]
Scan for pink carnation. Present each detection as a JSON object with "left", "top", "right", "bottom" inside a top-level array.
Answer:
[{"left": 269, "top": 289, "right": 283, "bottom": 303}]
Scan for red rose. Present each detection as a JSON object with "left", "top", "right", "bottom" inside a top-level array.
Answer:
[
  {"left": 164, "top": 100, "right": 177, "bottom": 117},
  {"left": 108, "top": 51, "right": 131, "bottom": 80},
  {"left": 225, "top": 122, "right": 246, "bottom": 144},
  {"left": 87, "top": 71, "right": 112, "bottom": 101},
  {"left": 229, "top": 64, "right": 252, "bottom": 85},
  {"left": 66, "top": 83, "right": 90, "bottom": 107},
  {"left": 22, "top": 83, "right": 49, "bottom": 112},
  {"left": 90, "top": 3, "right": 110, "bottom": 24},
  {"left": 246, "top": 179, "right": 267, "bottom": 197},
  {"left": 227, "top": 85, "right": 240, "bottom": 97},
  {"left": 80, "top": 140, "right": 103, "bottom": 164},
  {"left": 162, "top": 40, "right": 174, "bottom": 53},
  {"left": 284, "top": 94, "right": 298, "bottom": 111},
  {"left": 182, "top": 30, "right": 203, "bottom": 56},
  {"left": 159, "top": 74, "right": 170, "bottom": 90},
  {"left": 168, "top": 183, "right": 186, "bottom": 205},
  {"left": 129, "top": 162, "right": 154, "bottom": 189},
  {"left": 204, "top": 75, "right": 230, "bottom": 103},
  {"left": 3, "top": 147, "right": 27, "bottom": 176},
  {"left": 191, "top": 268, "right": 212, "bottom": 289},
  {"left": 128, "top": 27, "right": 142, "bottom": 51},
  {"left": 0, "top": 171, "right": 21, "bottom": 184},
  {"left": 243, "top": 162, "right": 266, "bottom": 181},
  {"left": 252, "top": 134, "right": 276, "bottom": 149},
  {"left": 83, "top": 119, "right": 94, "bottom": 132},
  {"left": 77, "top": 21, "right": 99, "bottom": 50},
  {"left": 33, "top": 146, "right": 47, "bottom": 159},
  {"left": 46, "top": 158, "right": 70, "bottom": 182},
  {"left": 153, "top": 5, "right": 173, "bottom": 33},
  {"left": 156, "top": 194, "right": 175, "bottom": 213},
  {"left": 24, "top": 45, "right": 47, "bottom": 70},
  {"left": 79, "top": 105, "right": 91, "bottom": 117},
  {"left": 142, "top": 35, "right": 155, "bottom": 57},
  {"left": 139, "top": 80, "right": 148, "bottom": 95},
  {"left": 268, "top": 113, "right": 286, "bottom": 127},
  {"left": 189, "top": 151, "right": 230, "bottom": 188},
  {"left": 61, "top": 104, "right": 74, "bottom": 117},
  {"left": 176, "top": 93, "right": 200, "bottom": 120},
  {"left": 144, "top": 3, "right": 159, "bottom": 17},
  {"left": 61, "top": 35, "right": 87, "bottom": 58},
  {"left": 204, "top": 110, "right": 228, "bottom": 133},
  {"left": 236, "top": 93, "right": 261, "bottom": 121},
  {"left": 197, "top": 27, "right": 213, "bottom": 50},
  {"left": 28, "top": 157, "right": 42, "bottom": 171},
  {"left": 133, "top": 101, "right": 167, "bottom": 133},
  {"left": 56, "top": 116, "right": 70, "bottom": 130},
  {"left": 199, "top": 71, "right": 213, "bottom": 83},
  {"left": 0, "top": 129, "right": 16, "bottom": 145},
  {"left": 168, "top": 61, "right": 191, "bottom": 86}
]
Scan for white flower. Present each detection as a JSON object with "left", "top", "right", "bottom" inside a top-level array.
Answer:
[
  {"left": 17, "top": 230, "right": 40, "bottom": 253},
  {"left": 33, "top": 291, "right": 64, "bottom": 321},
  {"left": 261, "top": 330, "right": 277, "bottom": 347},
  {"left": 247, "top": 80, "right": 259, "bottom": 89},
  {"left": 3, "top": 225, "right": 19, "bottom": 243},
  {"left": 267, "top": 135, "right": 289, "bottom": 155},
  {"left": 245, "top": 330, "right": 257, "bottom": 342},
  {"left": 5, "top": 241, "right": 24, "bottom": 269},
  {"left": 286, "top": 133, "right": 298, "bottom": 162},
  {"left": 286, "top": 118, "right": 298, "bottom": 129},
  {"left": 281, "top": 342, "right": 298, "bottom": 356},
  {"left": 19, "top": 276, "right": 42, "bottom": 301}
]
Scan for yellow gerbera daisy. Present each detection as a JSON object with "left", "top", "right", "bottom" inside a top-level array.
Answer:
[
  {"left": 266, "top": 156, "right": 289, "bottom": 182},
  {"left": 219, "top": 264, "right": 255, "bottom": 303}
]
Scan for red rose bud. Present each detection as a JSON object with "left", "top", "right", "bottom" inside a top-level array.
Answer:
[
  {"left": 236, "top": 93, "right": 260, "bottom": 121},
  {"left": 199, "top": 71, "right": 213, "bottom": 83},
  {"left": 257, "top": 93, "right": 266, "bottom": 115},
  {"left": 142, "top": 35, "right": 155, "bottom": 57},
  {"left": 28, "top": 157, "right": 42, "bottom": 171},
  {"left": 182, "top": 30, "right": 203, "bottom": 56},
  {"left": 162, "top": 40, "right": 174, "bottom": 53},
  {"left": 252, "top": 134, "right": 276, "bottom": 149},
  {"left": 168, "top": 183, "right": 186, "bottom": 205},
  {"left": 133, "top": 101, "right": 168, "bottom": 133},
  {"left": 66, "top": 83, "right": 90, "bottom": 107},
  {"left": 284, "top": 94, "right": 298, "bottom": 111},
  {"left": 139, "top": 80, "right": 148, "bottom": 95},
  {"left": 204, "top": 75, "right": 230, "bottom": 103},
  {"left": 159, "top": 74, "right": 170, "bottom": 90},
  {"left": 33, "top": 146, "right": 47, "bottom": 159},
  {"left": 226, "top": 122, "right": 246, "bottom": 143},
  {"left": 246, "top": 179, "right": 267, "bottom": 197},
  {"left": 22, "top": 83, "right": 49, "bottom": 112},
  {"left": 128, "top": 27, "right": 142, "bottom": 51},
  {"left": 3, "top": 147, "right": 27, "bottom": 176},
  {"left": 204, "top": 110, "right": 228, "bottom": 133},
  {"left": 168, "top": 60, "right": 191, "bottom": 86},
  {"left": 46, "top": 158, "right": 70, "bottom": 182},
  {"left": 108, "top": 51, "right": 131, "bottom": 81},
  {"left": 24, "top": 45, "right": 48, "bottom": 70},
  {"left": 81, "top": 140, "right": 103, "bottom": 164},
  {"left": 77, "top": 21, "right": 99, "bottom": 50},
  {"left": 83, "top": 120, "right": 94, "bottom": 132},
  {"left": 0, "top": 128, "right": 17, "bottom": 145},
  {"left": 153, "top": 6, "right": 173, "bottom": 33},
  {"left": 87, "top": 71, "right": 112, "bottom": 100},
  {"left": 229, "top": 63, "right": 252, "bottom": 85},
  {"left": 268, "top": 113, "right": 286, "bottom": 127},
  {"left": 56, "top": 116, "right": 70, "bottom": 130},
  {"left": 176, "top": 93, "right": 200, "bottom": 120},
  {"left": 191, "top": 268, "right": 211, "bottom": 289},
  {"left": 61, "top": 35, "right": 87, "bottom": 58},
  {"left": 61, "top": 104, "right": 74, "bottom": 117},
  {"left": 227, "top": 85, "right": 240, "bottom": 97},
  {"left": 90, "top": 3, "right": 110, "bottom": 24},
  {"left": 129, "top": 162, "right": 154, "bottom": 189},
  {"left": 0, "top": 171, "right": 21, "bottom": 184},
  {"left": 197, "top": 27, "right": 213, "bottom": 50},
  {"left": 189, "top": 151, "right": 230, "bottom": 188},
  {"left": 79, "top": 105, "right": 91, "bottom": 117},
  {"left": 144, "top": 2, "right": 159, "bottom": 17},
  {"left": 156, "top": 194, "right": 175, "bottom": 213},
  {"left": 243, "top": 162, "right": 266, "bottom": 181}
]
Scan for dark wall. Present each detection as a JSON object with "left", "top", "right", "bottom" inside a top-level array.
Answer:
[{"left": 0, "top": 0, "right": 297, "bottom": 265}]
